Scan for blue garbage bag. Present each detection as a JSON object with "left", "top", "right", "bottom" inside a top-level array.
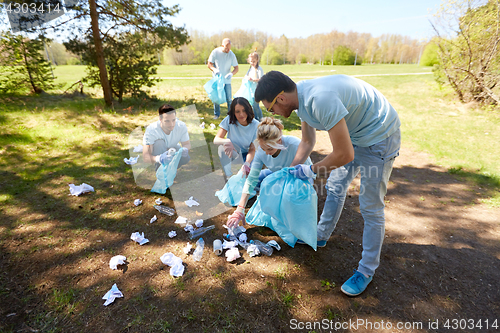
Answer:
[
  {"left": 246, "top": 167, "right": 318, "bottom": 250},
  {"left": 204, "top": 74, "right": 226, "bottom": 105},
  {"left": 233, "top": 78, "right": 255, "bottom": 105},
  {"left": 215, "top": 170, "right": 256, "bottom": 206},
  {"left": 151, "top": 150, "right": 183, "bottom": 194}
]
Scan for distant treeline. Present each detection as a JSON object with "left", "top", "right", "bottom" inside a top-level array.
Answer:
[
  {"left": 164, "top": 28, "right": 425, "bottom": 66},
  {"left": 46, "top": 28, "right": 425, "bottom": 66}
]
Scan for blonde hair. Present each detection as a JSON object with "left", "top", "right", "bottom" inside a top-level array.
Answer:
[
  {"left": 248, "top": 52, "right": 259, "bottom": 68},
  {"left": 257, "top": 117, "right": 286, "bottom": 150}
]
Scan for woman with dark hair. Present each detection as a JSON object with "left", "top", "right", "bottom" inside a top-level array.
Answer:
[{"left": 214, "top": 97, "right": 259, "bottom": 177}]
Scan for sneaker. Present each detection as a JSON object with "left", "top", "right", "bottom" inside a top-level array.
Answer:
[
  {"left": 295, "top": 239, "right": 327, "bottom": 247},
  {"left": 341, "top": 270, "right": 373, "bottom": 296},
  {"left": 213, "top": 115, "right": 219, "bottom": 120}
]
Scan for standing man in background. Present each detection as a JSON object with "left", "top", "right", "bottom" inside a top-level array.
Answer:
[{"left": 208, "top": 38, "right": 239, "bottom": 119}]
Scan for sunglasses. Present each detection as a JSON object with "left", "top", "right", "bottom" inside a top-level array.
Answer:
[{"left": 267, "top": 91, "right": 284, "bottom": 113}]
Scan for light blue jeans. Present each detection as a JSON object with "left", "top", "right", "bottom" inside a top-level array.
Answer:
[
  {"left": 252, "top": 101, "right": 263, "bottom": 121},
  {"left": 214, "top": 84, "right": 232, "bottom": 117},
  {"left": 317, "top": 129, "right": 401, "bottom": 277}
]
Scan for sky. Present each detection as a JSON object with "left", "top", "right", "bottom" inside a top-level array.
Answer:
[{"left": 167, "top": 0, "right": 444, "bottom": 41}]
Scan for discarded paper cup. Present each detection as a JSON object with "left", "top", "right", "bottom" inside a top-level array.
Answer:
[{"left": 213, "top": 239, "right": 222, "bottom": 256}]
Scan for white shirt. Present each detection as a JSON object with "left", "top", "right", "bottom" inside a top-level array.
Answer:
[
  {"left": 208, "top": 47, "right": 238, "bottom": 84},
  {"left": 143, "top": 119, "right": 189, "bottom": 148}
]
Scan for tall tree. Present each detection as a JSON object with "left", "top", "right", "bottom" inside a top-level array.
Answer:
[
  {"left": 27, "top": 0, "right": 189, "bottom": 105},
  {"left": 0, "top": 31, "right": 55, "bottom": 94},
  {"left": 431, "top": 0, "right": 499, "bottom": 105}
]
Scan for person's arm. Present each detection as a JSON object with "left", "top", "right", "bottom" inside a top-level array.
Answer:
[
  {"left": 213, "top": 128, "right": 230, "bottom": 145},
  {"left": 180, "top": 140, "right": 191, "bottom": 151},
  {"left": 291, "top": 121, "right": 316, "bottom": 166},
  {"left": 244, "top": 142, "right": 256, "bottom": 164},
  {"left": 310, "top": 118, "right": 354, "bottom": 177},
  {"left": 231, "top": 65, "right": 239, "bottom": 76},
  {"left": 142, "top": 144, "right": 156, "bottom": 164},
  {"left": 208, "top": 61, "right": 218, "bottom": 73},
  {"left": 227, "top": 167, "right": 261, "bottom": 227}
]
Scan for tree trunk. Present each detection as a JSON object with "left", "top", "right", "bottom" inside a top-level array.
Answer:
[
  {"left": 89, "top": 0, "right": 113, "bottom": 106},
  {"left": 22, "top": 41, "right": 43, "bottom": 94}
]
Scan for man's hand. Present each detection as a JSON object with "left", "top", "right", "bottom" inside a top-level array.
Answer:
[
  {"left": 289, "top": 164, "right": 315, "bottom": 180},
  {"left": 155, "top": 151, "right": 173, "bottom": 165},
  {"left": 180, "top": 147, "right": 189, "bottom": 158},
  {"left": 212, "top": 68, "right": 220, "bottom": 75},
  {"left": 223, "top": 141, "right": 235, "bottom": 157},
  {"left": 225, "top": 73, "right": 233, "bottom": 80},
  {"left": 227, "top": 206, "right": 245, "bottom": 228},
  {"left": 241, "top": 162, "right": 251, "bottom": 177}
]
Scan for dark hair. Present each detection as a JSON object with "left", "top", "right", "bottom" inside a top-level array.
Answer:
[
  {"left": 255, "top": 71, "right": 296, "bottom": 103},
  {"left": 158, "top": 104, "right": 175, "bottom": 117},
  {"left": 228, "top": 97, "right": 254, "bottom": 125}
]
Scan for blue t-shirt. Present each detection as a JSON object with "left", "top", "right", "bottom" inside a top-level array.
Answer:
[
  {"left": 296, "top": 75, "right": 400, "bottom": 147},
  {"left": 219, "top": 116, "right": 259, "bottom": 153},
  {"left": 208, "top": 48, "right": 239, "bottom": 84},
  {"left": 252, "top": 135, "right": 312, "bottom": 172}
]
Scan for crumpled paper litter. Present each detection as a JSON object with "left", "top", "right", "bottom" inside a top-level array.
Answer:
[
  {"left": 102, "top": 284, "right": 123, "bottom": 306},
  {"left": 183, "top": 242, "right": 192, "bottom": 254},
  {"left": 134, "top": 199, "right": 142, "bottom": 206},
  {"left": 160, "top": 253, "right": 184, "bottom": 277},
  {"left": 124, "top": 156, "right": 139, "bottom": 165},
  {"left": 150, "top": 215, "right": 157, "bottom": 224},
  {"left": 195, "top": 219, "right": 203, "bottom": 228},
  {"left": 223, "top": 239, "right": 237, "bottom": 249},
  {"left": 69, "top": 183, "right": 94, "bottom": 196},
  {"left": 155, "top": 198, "right": 162, "bottom": 205},
  {"left": 168, "top": 231, "right": 177, "bottom": 238},
  {"left": 109, "top": 255, "right": 127, "bottom": 270},
  {"left": 225, "top": 247, "right": 240, "bottom": 262},
  {"left": 130, "top": 232, "right": 149, "bottom": 245},
  {"left": 185, "top": 196, "right": 199, "bottom": 207}
]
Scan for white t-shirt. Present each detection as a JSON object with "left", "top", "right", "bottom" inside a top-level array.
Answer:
[
  {"left": 245, "top": 66, "right": 264, "bottom": 81},
  {"left": 208, "top": 47, "right": 239, "bottom": 84},
  {"left": 143, "top": 119, "right": 189, "bottom": 148},
  {"left": 219, "top": 116, "right": 259, "bottom": 153}
]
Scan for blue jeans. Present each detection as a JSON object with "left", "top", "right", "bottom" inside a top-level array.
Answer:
[
  {"left": 252, "top": 101, "right": 263, "bottom": 121},
  {"left": 214, "top": 84, "right": 232, "bottom": 117},
  {"left": 317, "top": 129, "right": 401, "bottom": 277}
]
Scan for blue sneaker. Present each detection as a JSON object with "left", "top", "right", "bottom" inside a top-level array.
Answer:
[
  {"left": 341, "top": 270, "right": 373, "bottom": 296},
  {"left": 296, "top": 239, "right": 327, "bottom": 247}
]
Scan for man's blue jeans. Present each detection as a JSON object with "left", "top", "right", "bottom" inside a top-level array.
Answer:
[
  {"left": 214, "top": 84, "right": 232, "bottom": 117},
  {"left": 317, "top": 129, "right": 401, "bottom": 277}
]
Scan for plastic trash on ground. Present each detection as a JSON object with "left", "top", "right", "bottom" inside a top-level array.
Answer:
[
  {"left": 188, "top": 225, "right": 215, "bottom": 240},
  {"left": 250, "top": 240, "right": 273, "bottom": 256},
  {"left": 185, "top": 196, "right": 200, "bottom": 207},
  {"left": 160, "top": 253, "right": 184, "bottom": 277},
  {"left": 225, "top": 247, "right": 240, "bottom": 262},
  {"left": 154, "top": 205, "right": 175, "bottom": 216},
  {"left": 200, "top": 122, "right": 205, "bottom": 129},
  {"left": 210, "top": 123, "right": 216, "bottom": 130},
  {"left": 267, "top": 240, "right": 281, "bottom": 251},
  {"left": 175, "top": 216, "right": 188, "bottom": 227},
  {"left": 134, "top": 199, "right": 142, "bottom": 206},
  {"left": 184, "top": 224, "right": 194, "bottom": 232},
  {"left": 213, "top": 239, "right": 222, "bottom": 255},
  {"left": 124, "top": 156, "right": 139, "bottom": 165},
  {"left": 102, "top": 284, "right": 123, "bottom": 306},
  {"left": 183, "top": 242, "right": 192, "bottom": 254},
  {"left": 247, "top": 244, "right": 260, "bottom": 257},
  {"left": 109, "top": 255, "right": 127, "bottom": 270},
  {"left": 150, "top": 215, "right": 157, "bottom": 224},
  {"left": 192, "top": 238, "right": 205, "bottom": 261},
  {"left": 223, "top": 239, "right": 238, "bottom": 249},
  {"left": 195, "top": 219, "right": 203, "bottom": 228},
  {"left": 69, "top": 183, "right": 94, "bottom": 196},
  {"left": 130, "top": 232, "right": 149, "bottom": 245},
  {"left": 155, "top": 198, "right": 162, "bottom": 205},
  {"left": 168, "top": 231, "right": 177, "bottom": 238}
]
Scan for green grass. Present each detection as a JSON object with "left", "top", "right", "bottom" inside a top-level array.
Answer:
[{"left": 3, "top": 63, "right": 500, "bottom": 208}]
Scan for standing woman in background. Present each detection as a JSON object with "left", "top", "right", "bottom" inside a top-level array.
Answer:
[{"left": 245, "top": 52, "right": 264, "bottom": 121}]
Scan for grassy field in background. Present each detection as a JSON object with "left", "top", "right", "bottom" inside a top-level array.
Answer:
[{"left": 6, "top": 63, "right": 500, "bottom": 205}]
